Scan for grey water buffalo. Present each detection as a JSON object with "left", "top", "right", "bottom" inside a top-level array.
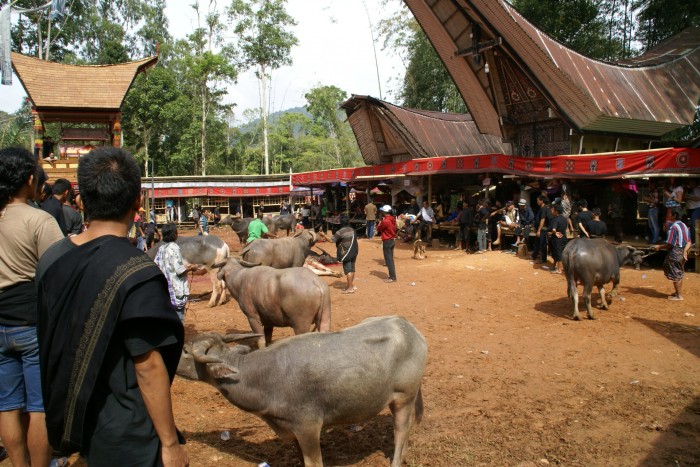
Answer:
[
  {"left": 241, "top": 229, "right": 317, "bottom": 268},
  {"left": 271, "top": 213, "right": 297, "bottom": 236},
  {"left": 562, "top": 238, "right": 644, "bottom": 320},
  {"left": 217, "top": 259, "right": 331, "bottom": 348},
  {"left": 176, "top": 316, "right": 427, "bottom": 467},
  {"left": 147, "top": 235, "right": 229, "bottom": 307}
]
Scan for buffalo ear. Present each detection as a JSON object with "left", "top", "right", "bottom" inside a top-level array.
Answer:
[{"left": 211, "top": 364, "right": 240, "bottom": 381}]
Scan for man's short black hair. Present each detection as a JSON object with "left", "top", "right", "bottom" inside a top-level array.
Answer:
[
  {"left": 51, "top": 178, "right": 72, "bottom": 196},
  {"left": 553, "top": 204, "right": 564, "bottom": 214},
  {"left": 578, "top": 198, "right": 588, "bottom": 208},
  {"left": 161, "top": 223, "right": 178, "bottom": 242},
  {"left": 0, "top": 147, "right": 37, "bottom": 211},
  {"left": 592, "top": 208, "right": 602, "bottom": 216},
  {"left": 78, "top": 147, "right": 141, "bottom": 221},
  {"left": 538, "top": 195, "right": 549, "bottom": 204}
]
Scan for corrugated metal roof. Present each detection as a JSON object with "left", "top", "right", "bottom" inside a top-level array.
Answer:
[
  {"left": 404, "top": 0, "right": 700, "bottom": 138},
  {"left": 11, "top": 53, "right": 158, "bottom": 112},
  {"left": 341, "top": 95, "right": 511, "bottom": 165}
]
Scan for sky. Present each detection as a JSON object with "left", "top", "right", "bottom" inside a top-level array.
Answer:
[{"left": 0, "top": 0, "right": 407, "bottom": 120}]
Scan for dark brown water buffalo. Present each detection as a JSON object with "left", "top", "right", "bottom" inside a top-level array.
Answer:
[
  {"left": 176, "top": 316, "right": 427, "bottom": 467},
  {"left": 562, "top": 238, "right": 644, "bottom": 320},
  {"left": 147, "top": 235, "right": 229, "bottom": 307},
  {"left": 217, "top": 258, "right": 331, "bottom": 348},
  {"left": 241, "top": 229, "right": 317, "bottom": 268}
]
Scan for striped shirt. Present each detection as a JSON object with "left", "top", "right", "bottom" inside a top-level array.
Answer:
[{"left": 667, "top": 221, "right": 691, "bottom": 248}]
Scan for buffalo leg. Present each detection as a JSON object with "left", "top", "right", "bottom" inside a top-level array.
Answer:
[
  {"left": 389, "top": 396, "right": 416, "bottom": 467},
  {"left": 245, "top": 315, "right": 266, "bottom": 349},
  {"left": 294, "top": 423, "right": 323, "bottom": 467},
  {"left": 599, "top": 286, "right": 609, "bottom": 310},
  {"left": 583, "top": 284, "right": 596, "bottom": 320},
  {"left": 207, "top": 269, "right": 219, "bottom": 308},
  {"left": 264, "top": 325, "right": 274, "bottom": 347},
  {"left": 568, "top": 278, "right": 581, "bottom": 320}
]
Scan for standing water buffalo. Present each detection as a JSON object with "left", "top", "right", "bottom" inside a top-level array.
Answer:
[
  {"left": 217, "top": 258, "right": 331, "bottom": 348},
  {"left": 241, "top": 229, "right": 317, "bottom": 268},
  {"left": 562, "top": 238, "right": 644, "bottom": 320},
  {"left": 176, "top": 316, "right": 427, "bottom": 467},
  {"left": 147, "top": 235, "right": 229, "bottom": 307},
  {"left": 271, "top": 213, "right": 297, "bottom": 236}
]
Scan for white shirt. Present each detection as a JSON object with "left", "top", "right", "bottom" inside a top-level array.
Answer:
[
  {"left": 687, "top": 187, "right": 700, "bottom": 210},
  {"left": 419, "top": 207, "right": 435, "bottom": 223}
]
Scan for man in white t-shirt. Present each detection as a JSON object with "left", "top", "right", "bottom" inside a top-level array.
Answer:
[{"left": 417, "top": 200, "right": 435, "bottom": 241}]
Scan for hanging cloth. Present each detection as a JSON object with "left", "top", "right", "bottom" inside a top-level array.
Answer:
[{"left": 49, "top": 0, "right": 67, "bottom": 23}]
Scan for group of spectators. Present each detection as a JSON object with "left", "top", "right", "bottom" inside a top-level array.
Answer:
[{"left": 1, "top": 147, "right": 189, "bottom": 466}]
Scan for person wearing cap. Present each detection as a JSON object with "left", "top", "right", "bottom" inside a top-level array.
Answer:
[
  {"left": 376, "top": 205, "right": 397, "bottom": 282},
  {"left": 652, "top": 208, "right": 692, "bottom": 300},
  {"left": 515, "top": 198, "right": 534, "bottom": 245}
]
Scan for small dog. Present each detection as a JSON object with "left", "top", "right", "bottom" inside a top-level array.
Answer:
[{"left": 413, "top": 239, "right": 426, "bottom": 260}]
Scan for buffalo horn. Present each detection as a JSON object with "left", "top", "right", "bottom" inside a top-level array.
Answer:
[
  {"left": 293, "top": 229, "right": 304, "bottom": 237},
  {"left": 191, "top": 340, "right": 223, "bottom": 364},
  {"left": 237, "top": 259, "right": 261, "bottom": 268},
  {"left": 212, "top": 260, "right": 228, "bottom": 269},
  {"left": 222, "top": 333, "right": 263, "bottom": 343}
]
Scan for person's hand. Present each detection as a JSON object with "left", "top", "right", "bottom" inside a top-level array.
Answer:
[
  {"left": 162, "top": 444, "right": 188, "bottom": 467},
  {"left": 555, "top": 232, "right": 563, "bottom": 238}
]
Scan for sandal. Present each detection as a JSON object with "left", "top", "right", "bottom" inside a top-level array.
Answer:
[{"left": 340, "top": 289, "right": 355, "bottom": 294}]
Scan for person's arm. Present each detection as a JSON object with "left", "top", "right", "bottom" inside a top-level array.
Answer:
[
  {"left": 683, "top": 240, "right": 692, "bottom": 260},
  {"left": 579, "top": 222, "right": 591, "bottom": 238},
  {"left": 133, "top": 350, "right": 189, "bottom": 467}
]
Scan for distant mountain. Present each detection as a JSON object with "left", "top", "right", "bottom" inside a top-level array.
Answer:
[{"left": 241, "top": 106, "right": 311, "bottom": 131}]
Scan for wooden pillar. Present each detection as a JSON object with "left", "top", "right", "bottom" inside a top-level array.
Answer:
[
  {"left": 32, "top": 112, "right": 43, "bottom": 159},
  {"left": 428, "top": 175, "right": 433, "bottom": 204},
  {"left": 112, "top": 118, "right": 122, "bottom": 148}
]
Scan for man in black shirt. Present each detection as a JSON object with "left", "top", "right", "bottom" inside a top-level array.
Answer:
[
  {"left": 40, "top": 178, "right": 71, "bottom": 236},
  {"left": 549, "top": 204, "right": 568, "bottom": 273},
  {"left": 587, "top": 208, "right": 608, "bottom": 238},
  {"left": 531, "top": 195, "right": 551, "bottom": 263},
  {"left": 574, "top": 198, "right": 593, "bottom": 238}
]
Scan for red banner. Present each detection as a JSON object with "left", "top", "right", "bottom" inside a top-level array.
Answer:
[
  {"left": 291, "top": 168, "right": 357, "bottom": 185},
  {"left": 292, "top": 148, "right": 700, "bottom": 184},
  {"left": 149, "top": 185, "right": 292, "bottom": 198}
]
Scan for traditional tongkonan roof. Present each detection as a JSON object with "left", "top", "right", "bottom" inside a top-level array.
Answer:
[
  {"left": 341, "top": 95, "right": 511, "bottom": 166},
  {"left": 11, "top": 52, "right": 158, "bottom": 123},
  {"left": 403, "top": 0, "right": 700, "bottom": 138}
]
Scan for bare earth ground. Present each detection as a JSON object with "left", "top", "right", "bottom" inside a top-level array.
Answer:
[{"left": 7, "top": 227, "right": 699, "bottom": 466}]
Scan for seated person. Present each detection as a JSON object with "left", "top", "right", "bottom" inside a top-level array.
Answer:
[
  {"left": 493, "top": 201, "right": 519, "bottom": 246},
  {"left": 440, "top": 207, "right": 461, "bottom": 225},
  {"left": 587, "top": 208, "right": 608, "bottom": 238}
]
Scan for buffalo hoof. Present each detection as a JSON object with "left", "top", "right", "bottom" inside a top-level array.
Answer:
[
  {"left": 587, "top": 315, "right": 596, "bottom": 320},
  {"left": 573, "top": 315, "right": 581, "bottom": 321}
]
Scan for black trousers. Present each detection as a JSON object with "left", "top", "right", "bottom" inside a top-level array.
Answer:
[{"left": 382, "top": 239, "right": 397, "bottom": 280}]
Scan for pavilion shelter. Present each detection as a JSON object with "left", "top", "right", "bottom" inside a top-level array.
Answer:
[{"left": 10, "top": 52, "right": 158, "bottom": 185}]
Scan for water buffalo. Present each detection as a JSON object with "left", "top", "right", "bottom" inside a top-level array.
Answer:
[
  {"left": 217, "top": 259, "right": 331, "bottom": 348},
  {"left": 177, "top": 316, "right": 427, "bottom": 467},
  {"left": 562, "top": 238, "right": 644, "bottom": 320},
  {"left": 271, "top": 213, "right": 297, "bottom": 236},
  {"left": 241, "top": 229, "right": 317, "bottom": 268},
  {"left": 147, "top": 235, "right": 229, "bottom": 307}
]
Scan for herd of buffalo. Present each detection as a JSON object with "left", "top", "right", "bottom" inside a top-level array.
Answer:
[{"left": 145, "top": 217, "right": 650, "bottom": 466}]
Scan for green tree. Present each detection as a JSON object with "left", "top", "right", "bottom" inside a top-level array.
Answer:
[
  {"left": 634, "top": 0, "right": 700, "bottom": 50},
  {"left": 0, "top": 104, "right": 32, "bottom": 149},
  {"left": 228, "top": 0, "right": 298, "bottom": 175},
  {"left": 512, "top": 0, "right": 620, "bottom": 60}
]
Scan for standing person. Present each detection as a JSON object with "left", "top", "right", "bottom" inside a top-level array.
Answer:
[
  {"left": 587, "top": 208, "right": 608, "bottom": 238},
  {"left": 643, "top": 183, "right": 661, "bottom": 244},
  {"left": 574, "top": 199, "right": 593, "bottom": 239},
  {"left": 0, "top": 147, "right": 63, "bottom": 467},
  {"left": 154, "top": 224, "right": 200, "bottom": 321},
  {"left": 653, "top": 208, "right": 692, "bottom": 301},
  {"left": 663, "top": 178, "right": 684, "bottom": 232},
  {"left": 40, "top": 178, "right": 72, "bottom": 236},
  {"left": 608, "top": 192, "right": 624, "bottom": 243},
  {"left": 318, "top": 223, "right": 359, "bottom": 293},
  {"left": 191, "top": 205, "right": 200, "bottom": 225},
  {"left": 213, "top": 206, "right": 221, "bottom": 226},
  {"left": 197, "top": 208, "right": 210, "bottom": 236},
  {"left": 62, "top": 191, "right": 84, "bottom": 236},
  {"left": 135, "top": 208, "right": 147, "bottom": 250},
  {"left": 474, "top": 200, "right": 490, "bottom": 254},
  {"left": 300, "top": 203, "right": 311, "bottom": 228},
  {"left": 377, "top": 205, "right": 397, "bottom": 283},
  {"left": 364, "top": 198, "right": 377, "bottom": 240},
  {"left": 36, "top": 147, "right": 188, "bottom": 466},
  {"left": 548, "top": 204, "right": 568, "bottom": 274},
  {"left": 246, "top": 210, "right": 275, "bottom": 244},
  {"left": 685, "top": 178, "right": 700, "bottom": 241},
  {"left": 145, "top": 220, "right": 161, "bottom": 249},
  {"left": 417, "top": 200, "right": 435, "bottom": 242},
  {"left": 457, "top": 201, "right": 474, "bottom": 252},
  {"left": 532, "top": 195, "right": 551, "bottom": 263}
]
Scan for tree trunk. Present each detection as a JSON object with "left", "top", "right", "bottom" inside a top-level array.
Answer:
[
  {"left": 260, "top": 63, "right": 270, "bottom": 175},
  {"left": 201, "top": 80, "right": 207, "bottom": 176}
]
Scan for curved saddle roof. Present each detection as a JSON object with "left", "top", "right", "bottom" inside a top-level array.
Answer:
[
  {"left": 342, "top": 95, "right": 511, "bottom": 165},
  {"left": 11, "top": 53, "right": 157, "bottom": 121},
  {"left": 404, "top": 0, "right": 700, "bottom": 138}
]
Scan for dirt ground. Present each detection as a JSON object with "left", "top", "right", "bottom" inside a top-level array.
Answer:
[{"left": 7, "top": 226, "right": 699, "bottom": 467}]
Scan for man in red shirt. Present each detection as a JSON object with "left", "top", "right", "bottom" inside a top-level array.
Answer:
[{"left": 377, "top": 205, "right": 397, "bottom": 283}]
